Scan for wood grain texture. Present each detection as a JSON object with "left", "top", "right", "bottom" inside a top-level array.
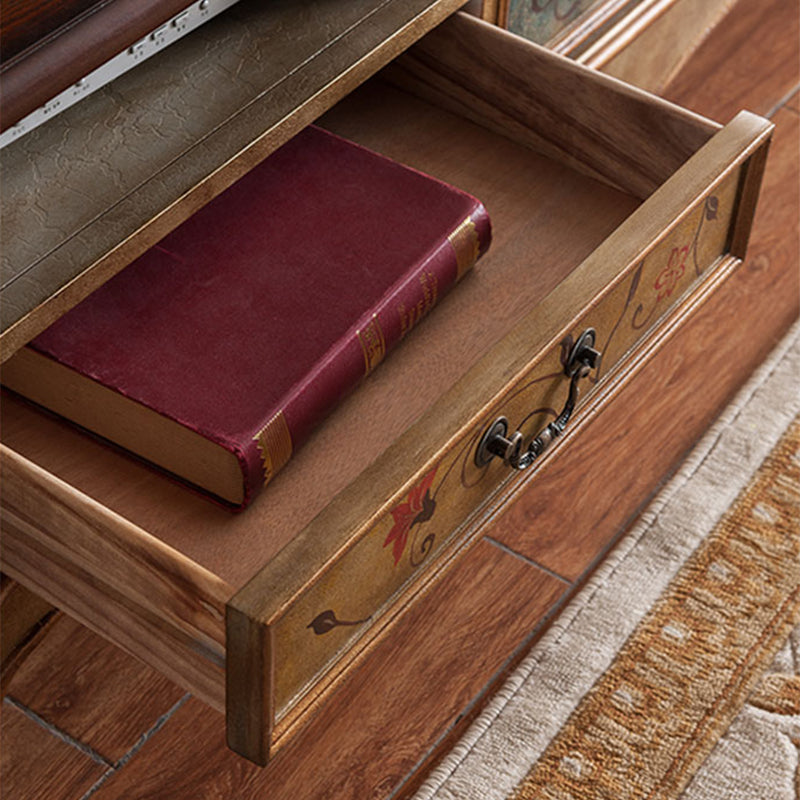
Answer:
[
  {"left": 0, "top": 577, "right": 55, "bottom": 695},
  {"left": 388, "top": 12, "right": 718, "bottom": 200},
  {"left": 0, "top": 0, "right": 466, "bottom": 361},
  {"left": 0, "top": 446, "right": 230, "bottom": 711},
  {"left": 663, "top": 0, "right": 800, "bottom": 122},
  {"left": 4, "top": 615, "right": 185, "bottom": 764},
  {"left": 0, "top": 3, "right": 794, "bottom": 796},
  {"left": 396, "top": 4, "right": 799, "bottom": 791},
  {"left": 0, "top": 577, "right": 53, "bottom": 666},
  {"left": 92, "top": 542, "right": 566, "bottom": 799},
  {"left": 225, "top": 604, "right": 273, "bottom": 765},
  {"left": 489, "top": 109, "right": 799, "bottom": 576},
  {"left": 0, "top": 0, "right": 101, "bottom": 63},
  {"left": 787, "top": 90, "right": 800, "bottom": 113},
  {"left": 0, "top": 701, "right": 106, "bottom": 798},
  {"left": 0, "top": 0, "right": 197, "bottom": 130},
  {"left": 589, "top": 0, "right": 737, "bottom": 93}
]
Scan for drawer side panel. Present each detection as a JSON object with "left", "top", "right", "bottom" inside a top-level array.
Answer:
[{"left": 0, "top": 447, "right": 230, "bottom": 709}]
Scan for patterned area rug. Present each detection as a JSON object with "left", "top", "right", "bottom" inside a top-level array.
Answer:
[{"left": 413, "top": 320, "right": 800, "bottom": 800}]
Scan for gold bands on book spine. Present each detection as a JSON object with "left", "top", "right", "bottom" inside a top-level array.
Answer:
[
  {"left": 357, "top": 314, "right": 386, "bottom": 377},
  {"left": 447, "top": 216, "right": 480, "bottom": 280},
  {"left": 254, "top": 411, "right": 293, "bottom": 486}
]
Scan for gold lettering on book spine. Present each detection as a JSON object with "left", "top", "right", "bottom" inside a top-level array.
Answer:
[
  {"left": 357, "top": 314, "right": 386, "bottom": 377},
  {"left": 447, "top": 216, "right": 480, "bottom": 280},
  {"left": 254, "top": 411, "right": 293, "bottom": 486}
]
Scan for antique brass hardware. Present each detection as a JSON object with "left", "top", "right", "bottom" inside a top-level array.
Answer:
[{"left": 475, "top": 329, "right": 601, "bottom": 470}]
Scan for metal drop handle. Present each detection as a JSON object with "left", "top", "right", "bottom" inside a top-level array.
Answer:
[{"left": 475, "top": 329, "right": 601, "bottom": 471}]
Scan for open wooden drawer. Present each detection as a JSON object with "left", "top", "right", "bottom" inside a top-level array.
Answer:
[{"left": 0, "top": 11, "right": 771, "bottom": 765}]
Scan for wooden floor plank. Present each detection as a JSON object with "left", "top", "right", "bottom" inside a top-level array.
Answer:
[
  {"left": 4, "top": 615, "right": 185, "bottom": 765},
  {"left": 90, "top": 541, "right": 565, "bottom": 800},
  {"left": 663, "top": 0, "right": 799, "bottom": 122},
  {"left": 486, "top": 106, "right": 799, "bottom": 577},
  {"left": 787, "top": 89, "right": 800, "bottom": 113},
  {"left": 0, "top": 701, "right": 106, "bottom": 799},
  {"left": 0, "top": 577, "right": 56, "bottom": 695}
]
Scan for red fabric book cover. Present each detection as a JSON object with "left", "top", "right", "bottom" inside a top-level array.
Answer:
[{"left": 9, "top": 125, "right": 491, "bottom": 508}]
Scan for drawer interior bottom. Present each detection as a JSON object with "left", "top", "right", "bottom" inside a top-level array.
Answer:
[{"left": 0, "top": 77, "right": 640, "bottom": 592}]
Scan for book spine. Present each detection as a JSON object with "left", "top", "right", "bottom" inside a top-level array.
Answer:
[{"left": 240, "top": 204, "right": 492, "bottom": 509}]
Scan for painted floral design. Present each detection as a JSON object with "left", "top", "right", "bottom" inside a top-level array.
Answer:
[
  {"left": 384, "top": 466, "right": 438, "bottom": 566},
  {"left": 307, "top": 609, "right": 370, "bottom": 636},
  {"left": 655, "top": 245, "right": 688, "bottom": 301}
]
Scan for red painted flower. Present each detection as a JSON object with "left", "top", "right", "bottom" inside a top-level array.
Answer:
[
  {"left": 655, "top": 245, "right": 688, "bottom": 301},
  {"left": 384, "top": 466, "right": 438, "bottom": 566}
]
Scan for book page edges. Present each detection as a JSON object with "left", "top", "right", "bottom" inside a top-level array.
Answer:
[{"left": 1, "top": 348, "right": 245, "bottom": 506}]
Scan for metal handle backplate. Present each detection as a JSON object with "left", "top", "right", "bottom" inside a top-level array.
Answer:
[{"left": 475, "top": 328, "right": 600, "bottom": 471}]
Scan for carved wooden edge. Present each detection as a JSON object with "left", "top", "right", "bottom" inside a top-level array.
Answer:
[
  {"left": 0, "top": 0, "right": 468, "bottom": 364},
  {"left": 224, "top": 112, "right": 772, "bottom": 764},
  {"left": 0, "top": 446, "right": 232, "bottom": 709},
  {"left": 385, "top": 10, "right": 720, "bottom": 200},
  {"left": 580, "top": 0, "right": 738, "bottom": 94},
  {"left": 546, "top": 0, "right": 641, "bottom": 56},
  {"left": 576, "top": 0, "right": 679, "bottom": 67}
]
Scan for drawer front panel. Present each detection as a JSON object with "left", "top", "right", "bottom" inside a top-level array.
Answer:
[{"left": 270, "top": 167, "right": 740, "bottom": 717}]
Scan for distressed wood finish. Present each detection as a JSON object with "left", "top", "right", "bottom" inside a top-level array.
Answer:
[
  {"left": 433, "top": 109, "right": 800, "bottom": 795},
  {"left": 226, "top": 108, "right": 771, "bottom": 764},
  {"left": 0, "top": 0, "right": 466, "bottom": 362},
  {"left": 0, "top": 8, "right": 776, "bottom": 768},
  {"left": 232, "top": 155, "right": 744, "bottom": 740},
  {"left": 0, "top": 448, "right": 230, "bottom": 710},
  {"left": 402, "top": 26, "right": 800, "bottom": 794}
]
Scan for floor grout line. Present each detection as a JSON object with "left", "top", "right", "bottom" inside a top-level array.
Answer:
[
  {"left": 78, "top": 767, "right": 116, "bottom": 800},
  {"left": 483, "top": 536, "right": 571, "bottom": 584},
  {"left": 114, "top": 692, "right": 191, "bottom": 770},
  {"left": 3, "top": 696, "right": 113, "bottom": 769},
  {"left": 76, "top": 692, "right": 192, "bottom": 800},
  {"left": 766, "top": 83, "right": 800, "bottom": 119}
]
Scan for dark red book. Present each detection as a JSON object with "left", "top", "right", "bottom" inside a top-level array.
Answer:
[{"left": 2, "top": 125, "right": 491, "bottom": 508}]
